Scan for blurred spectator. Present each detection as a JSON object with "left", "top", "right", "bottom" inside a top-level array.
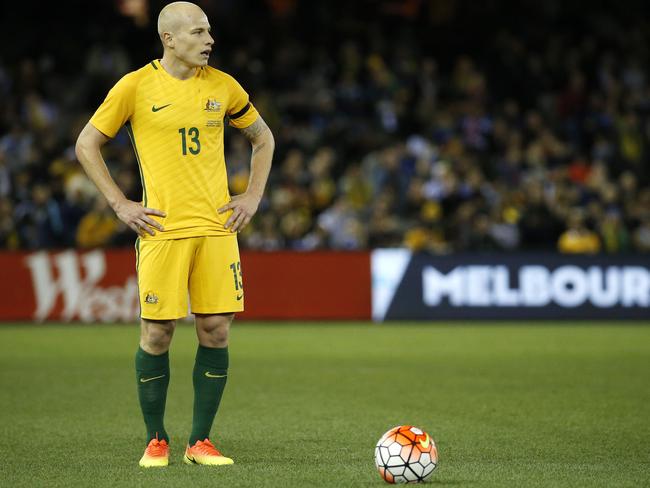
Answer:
[
  {"left": 0, "top": 151, "right": 11, "bottom": 198},
  {"left": 633, "top": 217, "right": 650, "bottom": 252},
  {"left": 242, "top": 213, "right": 285, "bottom": 251},
  {"left": 599, "top": 210, "right": 631, "bottom": 253},
  {"left": 558, "top": 209, "right": 601, "bottom": 254},
  {"left": 14, "top": 184, "right": 64, "bottom": 249},
  {"left": 0, "top": 197, "right": 19, "bottom": 249},
  {"left": 76, "top": 196, "right": 122, "bottom": 249},
  {"left": 318, "top": 196, "right": 367, "bottom": 249}
]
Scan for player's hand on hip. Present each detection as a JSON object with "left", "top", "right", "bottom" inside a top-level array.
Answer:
[
  {"left": 113, "top": 198, "right": 166, "bottom": 236},
  {"left": 218, "top": 193, "right": 260, "bottom": 232}
]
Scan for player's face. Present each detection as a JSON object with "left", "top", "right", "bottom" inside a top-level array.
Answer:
[{"left": 174, "top": 16, "right": 214, "bottom": 67}]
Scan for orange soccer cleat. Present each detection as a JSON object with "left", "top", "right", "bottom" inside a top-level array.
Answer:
[
  {"left": 183, "top": 438, "right": 234, "bottom": 466},
  {"left": 139, "top": 437, "right": 169, "bottom": 468}
]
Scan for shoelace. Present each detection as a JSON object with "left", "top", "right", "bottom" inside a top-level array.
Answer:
[
  {"left": 146, "top": 440, "right": 168, "bottom": 456},
  {"left": 196, "top": 439, "right": 223, "bottom": 456}
]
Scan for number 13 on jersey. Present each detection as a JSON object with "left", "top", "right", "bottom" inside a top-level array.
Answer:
[{"left": 179, "top": 127, "right": 201, "bottom": 155}]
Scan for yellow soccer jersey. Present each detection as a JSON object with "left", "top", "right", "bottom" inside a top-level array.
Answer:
[{"left": 90, "top": 59, "right": 259, "bottom": 240}]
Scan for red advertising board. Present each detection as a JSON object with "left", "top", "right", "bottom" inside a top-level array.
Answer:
[
  {"left": 240, "top": 251, "right": 371, "bottom": 319},
  {"left": 0, "top": 250, "right": 371, "bottom": 322}
]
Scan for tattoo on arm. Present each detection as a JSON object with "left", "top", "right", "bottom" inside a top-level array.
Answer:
[
  {"left": 252, "top": 142, "right": 266, "bottom": 156},
  {"left": 239, "top": 117, "right": 269, "bottom": 143}
]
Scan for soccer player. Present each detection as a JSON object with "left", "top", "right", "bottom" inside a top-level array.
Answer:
[{"left": 75, "top": 1, "right": 274, "bottom": 467}]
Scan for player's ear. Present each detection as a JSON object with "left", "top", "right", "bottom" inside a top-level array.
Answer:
[{"left": 162, "top": 31, "right": 174, "bottom": 48}]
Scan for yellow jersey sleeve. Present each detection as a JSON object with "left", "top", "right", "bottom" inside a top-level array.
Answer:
[
  {"left": 89, "top": 72, "right": 139, "bottom": 137},
  {"left": 224, "top": 74, "right": 259, "bottom": 129}
]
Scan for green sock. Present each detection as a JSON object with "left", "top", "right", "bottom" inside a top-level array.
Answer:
[
  {"left": 189, "top": 345, "right": 229, "bottom": 445},
  {"left": 135, "top": 347, "right": 170, "bottom": 443}
]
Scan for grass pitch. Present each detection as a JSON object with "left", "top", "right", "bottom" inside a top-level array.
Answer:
[{"left": 0, "top": 322, "right": 649, "bottom": 487}]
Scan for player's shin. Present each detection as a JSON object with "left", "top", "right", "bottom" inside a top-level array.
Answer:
[
  {"left": 135, "top": 347, "right": 170, "bottom": 443},
  {"left": 189, "top": 345, "right": 228, "bottom": 444}
]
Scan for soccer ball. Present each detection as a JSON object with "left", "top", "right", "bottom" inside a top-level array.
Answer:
[{"left": 374, "top": 425, "right": 438, "bottom": 483}]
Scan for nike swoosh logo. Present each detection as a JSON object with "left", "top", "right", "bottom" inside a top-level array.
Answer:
[
  {"left": 236, "top": 294, "right": 243, "bottom": 301},
  {"left": 205, "top": 372, "right": 227, "bottom": 378},
  {"left": 140, "top": 374, "right": 166, "bottom": 383},
  {"left": 419, "top": 433, "right": 430, "bottom": 449},
  {"left": 151, "top": 104, "right": 172, "bottom": 112}
]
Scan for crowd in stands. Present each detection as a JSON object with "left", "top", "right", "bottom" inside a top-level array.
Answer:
[{"left": 1, "top": 0, "right": 649, "bottom": 253}]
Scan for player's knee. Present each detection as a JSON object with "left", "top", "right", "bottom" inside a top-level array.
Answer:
[
  {"left": 196, "top": 313, "right": 233, "bottom": 347},
  {"left": 211, "top": 324, "right": 230, "bottom": 347},
  {"left": 140, "top": 319, "right": 175, "bottom": 353}
]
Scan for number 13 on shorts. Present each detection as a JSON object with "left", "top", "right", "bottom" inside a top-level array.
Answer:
[{"left": 229, "top": 261, "right": 243, "bottom": 300}]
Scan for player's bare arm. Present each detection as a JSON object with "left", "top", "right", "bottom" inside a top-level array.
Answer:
[
  {"left": 75, "top": 122, "right": 166, "bottom": 237},
  {"left": 219, "top": 116, "right": 274, "bottom": 232}
]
